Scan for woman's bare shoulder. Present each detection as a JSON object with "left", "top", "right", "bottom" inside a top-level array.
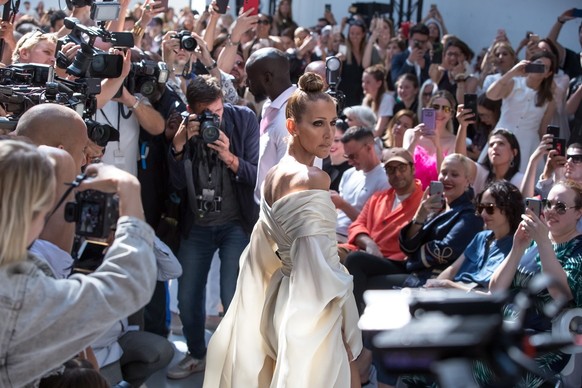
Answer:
[{"left": 263, "top": 163, "right": 330, "bottom": 205}]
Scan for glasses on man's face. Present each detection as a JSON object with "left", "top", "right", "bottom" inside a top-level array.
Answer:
[
  {"left": 385, "top": 163, "right": 409, "bottom": 175},
  {"left": 257, "top": 19, "right": 270, "bottom": 25},
  {"left": 567, "top": 154, "right": 582, "bottom": 164},
  {"left": 542, "top": 199, "right": 578, "bottom": 215},
  {"left": 431, "top": 104, "right": 452, "bottom": 113},
  {"left": 343, "top": 143, "right": 366, "bottom": 160},
  {"left": 475, "top": 203, "right": 497, "bottom": 216}
]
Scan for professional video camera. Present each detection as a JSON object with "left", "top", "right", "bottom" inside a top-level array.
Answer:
[
  {"left": 325, "top": 56, "right": 345, "bottom": 116},
  {"left": 171, "top": 30, "right": 197, "bottom": 52},
  {"left": 0, "top": 63, "right": 101, "bottom": 125},
  {"left": 125, "top": 59, "right": 169, "bottom": 102},
  {"left": 56, "top": 17, "right": 133, "bottom": 79},
  {"left": 64, "top": 173, "right": 119, "bottom": 239},
  {"left": 361, "top": 276, "right": 576, "bottom": 388}
]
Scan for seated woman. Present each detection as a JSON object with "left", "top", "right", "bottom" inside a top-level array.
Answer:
[
  {"left": 456, "top": 107, "right": 524, "bottom": 196},
  {"left": 404, "top": 90, "right": 457, "bottom": 189},
  {"left": 486, "top": 180, "right": 582, "bottom": 387},
  {"left": 425, "top": 181, "right": 524, "bottom": 291},
  {"left": 397, "top": 153, "right": 484, "bottom": 287},
  {"left": 382, "top": 109, "right": 416, "bottom": 148}
]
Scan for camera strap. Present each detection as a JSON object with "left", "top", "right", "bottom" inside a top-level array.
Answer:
[{"left": 47, "top": 173, "right": 87, "bottom": 221}]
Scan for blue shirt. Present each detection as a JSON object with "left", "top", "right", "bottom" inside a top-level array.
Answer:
[{"left": 454, "top": 230, "right": 513, "bottom": 288}]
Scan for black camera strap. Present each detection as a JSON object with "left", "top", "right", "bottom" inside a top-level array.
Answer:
[
  {"left": 182, "top": 116, "right": 224, "bottom": 217},
  {"left": 47, "top": 173, "right": 87, "bottom": 221}
]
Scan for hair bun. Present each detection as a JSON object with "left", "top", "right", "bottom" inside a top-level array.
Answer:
[{"left": 298, "top": 72, "right": 325, "bottom": 93}]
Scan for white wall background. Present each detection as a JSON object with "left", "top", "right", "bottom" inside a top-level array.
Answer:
[{"left": 24, "top": 0, "right": 582, "bottom": 59}]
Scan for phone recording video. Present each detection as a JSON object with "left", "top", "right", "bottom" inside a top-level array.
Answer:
[
  {"left": 524, "top": 63, "right": 545, "bottom": 73},
  {"left": 525, "top": 198, "right": 542, "bottom": 218},
  {"left": 421, "top": 108, "right": 436, "bottom": 134}
]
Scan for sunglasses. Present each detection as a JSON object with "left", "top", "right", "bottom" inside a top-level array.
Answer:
[
  {"left": 431, "top": 104, "right": 452, "bottom": 113},
  {"left": 567, "top": 154, "right": 582, "bottom": 164},
  {"left": 385, "top": 163, "right": 410, "bottom": 175},
  {"left": 476, "top": 203, "right": 497, "bottom": 215},
  {"left": 542, "top": 200, "right": 578, "bottom": 215},
  {"left": 343, "top": 143, "right": 367, "bottom": 160},
  {"left": 257, "top": 19, "right": 270, "bottom": 25}
]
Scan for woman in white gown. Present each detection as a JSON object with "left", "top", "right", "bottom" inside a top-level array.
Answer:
[{"left": 203, "top": 73, "right": 363, "bottom": 388}]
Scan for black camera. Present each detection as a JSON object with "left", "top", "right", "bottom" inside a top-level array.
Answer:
[
  {"left": 197, "top": 109, "right": 221, "bottom": 143},
  {"left": 65, "top": 189, "right": 119, "bottom": 239},
  {"left": 413, "top": 39, "right": 424, "bottom": 49},
  {"left": 172, "top": 30, "right": 197, "bottom": 52},
  {"left": 196, "top": 188, "right": 222, "bottom": 213},
  {"left": 85, "top": 119, "right": 120, "bottom": 147},
  {"left": 125, "top": 60, "right": 169, "bottom": 101},
  {"left": 59, "top": 17, "right": 133, "bottom": 79}
]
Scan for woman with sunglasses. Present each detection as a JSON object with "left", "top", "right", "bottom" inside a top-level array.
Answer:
[
  {"left": 425, "top": 181, "right": 524, "bottom": 290},
  {"left": 486, "top": 51, "right": 557, "bottom": 174},
  {"left": 403, "top": 90, "right": 457, "bottom": 189},
  {"left": 484, "top": 180, "right": 582, "bottom": 387}
]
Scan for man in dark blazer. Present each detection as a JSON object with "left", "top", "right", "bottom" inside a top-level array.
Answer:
[{"left": 391, "top": 23, "right": 431, "bottom": 85}]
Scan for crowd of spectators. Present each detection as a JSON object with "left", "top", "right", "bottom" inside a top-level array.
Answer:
[{"left": 0, "top": 0, "right": 582, "bottom": 387}]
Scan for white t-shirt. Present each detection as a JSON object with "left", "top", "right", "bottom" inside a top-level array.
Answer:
[
  {"left": 336, "top": 163, "right": 390, "bottom": 236},
  {"left": 378, "top": 92, "right": 396, "bottom": 118}
]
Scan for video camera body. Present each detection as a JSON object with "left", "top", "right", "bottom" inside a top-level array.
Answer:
[
  {"left": 125, "top": 59, "right": 169, "bottom": 103},
  {"left": 56, "top": 17, "right": 133, "bottom": 79}
]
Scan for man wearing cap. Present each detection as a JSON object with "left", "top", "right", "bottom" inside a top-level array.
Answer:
[{"left": 340, "top": 148, "right": 423, "bottom": 314}]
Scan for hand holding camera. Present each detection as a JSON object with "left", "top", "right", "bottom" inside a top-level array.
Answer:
[{"left": 77, "top": 163, "right": 144, "bottom": 221}]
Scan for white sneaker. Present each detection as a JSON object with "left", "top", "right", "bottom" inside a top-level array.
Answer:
[{"left": 167, "top": 354, "right": 206, "bottom": 379}]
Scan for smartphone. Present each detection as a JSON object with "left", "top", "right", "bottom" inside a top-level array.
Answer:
[
  {"left": 216, "top": 0, "right": 228, "bottom": 14},
  {"left": 546, "top": 125, "right": 560, "bottom": 138},
  {"left": 525, "top": 198, "right": 542, "bottom": 218},
  {"left": 429, "top": 181, "right": 444, "bottom": 196},
  {"left": 524, "top": 63, "right": 545, "bottom": 73},
  {"left": 338, "top": 44, "right": 347, "bottom": 56},
  {"left": 158, "top": 0, "right": 169, "bottom": 12},
  {"left": 528, "top": 33, "right": 540, "bottom": 44},
  {"left": 421, "top": 108, "right": 436, "bottom": 134},
  {"left": 552, "top": 138, "right": 566, "bottom": 156},
  {"left": 570, "top": 8, "right": 582, "bottom": 18},
  {"left": 464, "top": 93, "right": 477, "bottom": 115},
  {"left": 243, "top": 0, "right": 259, "bottom": 16},
  {"left": 325, "top": 3, "right": 331, "bottom": 12}
]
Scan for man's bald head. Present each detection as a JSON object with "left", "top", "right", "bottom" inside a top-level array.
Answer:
[
  {"left": 245, "top": 47, "right": 292, "bottom": 101},
  {"left": 305, "top": 61, "right": 328, "bottom": 89},
  {"left": 14, "top": 104, "right": 88, "bottom": 171}
]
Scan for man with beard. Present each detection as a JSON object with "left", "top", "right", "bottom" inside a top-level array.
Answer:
[{"left": 245, "top": 47, "right": 297, "bottom": 203}]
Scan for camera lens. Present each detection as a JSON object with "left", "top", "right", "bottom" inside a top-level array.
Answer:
[
  {"left": 139, "top": 79, "right": 156, "bottom": 97},
  {"left": 181, "top": 36, "right": 197, "bottom": 51},
  {"left": 201, "top": 125, "right": 219, "bottom": 143}
]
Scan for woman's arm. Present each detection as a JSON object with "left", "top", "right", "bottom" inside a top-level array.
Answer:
[
  {"left": 489, "top": 225, "right": 530, "bottom": 292},
  {"left": 538, "top": 100, "right": 556, "bottom": 138},
  {"left": 486, "top": 60, "right": 527, "bottom": 101},
  {"left": 520, "top": 135, "right": 552, "bottom": 198}
]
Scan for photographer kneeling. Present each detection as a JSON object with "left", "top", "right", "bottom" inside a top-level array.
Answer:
[{"left": 0, "top": 140, "right": 157, "bottom": 387}]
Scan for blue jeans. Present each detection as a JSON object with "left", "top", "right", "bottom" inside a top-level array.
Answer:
[{"left": 177, "top": 221, "right": 249, "bottom": 358}]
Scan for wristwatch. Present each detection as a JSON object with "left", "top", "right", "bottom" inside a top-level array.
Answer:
[{"left": 205, "top": 60, "right": 218, "bottom": 71}]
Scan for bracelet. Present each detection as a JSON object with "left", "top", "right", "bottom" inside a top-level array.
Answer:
[
  {"left": 205, "top": 60, "right": 218, "bottom": 71},
  {"left": 130, "top": 97, "right": 143, "bottom": 110},
  {"left": 412, "top": 218, "right": 425, "bottom": 226},
  {"left": 226, "top": 34, "right": 240, "bottom": 47},
  {"left": 171, "top": 145, "right": 184, "bottom": 156},
  {"left": 226, "top": 154, "right": 236, "bottom": 169},
  {"left": 557, "top": 17, "right": 565, "bottom": 24}
]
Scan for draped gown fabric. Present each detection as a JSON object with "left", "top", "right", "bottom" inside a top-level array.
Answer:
[{"left": 203, "top": 190, "right": 363, "bottom": 388}]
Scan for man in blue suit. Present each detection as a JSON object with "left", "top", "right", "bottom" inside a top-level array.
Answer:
[{"left": 391, "top": 23, "right": 431, "bottom": 85}]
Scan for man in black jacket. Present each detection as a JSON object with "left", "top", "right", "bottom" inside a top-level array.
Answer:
[
  {"left": 166, "top": 75, "right": 259, "bottom": 379},
  {"left": 391, "top": 23, "right": 431, "bottom": 85}
]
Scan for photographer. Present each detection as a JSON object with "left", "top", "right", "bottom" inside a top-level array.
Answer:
[
  {"left": 166, "top": 74, "right": 259, "bottom": 379},
  {"left": 0, "top": 140, "right": 157, "bottom": 387}
]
